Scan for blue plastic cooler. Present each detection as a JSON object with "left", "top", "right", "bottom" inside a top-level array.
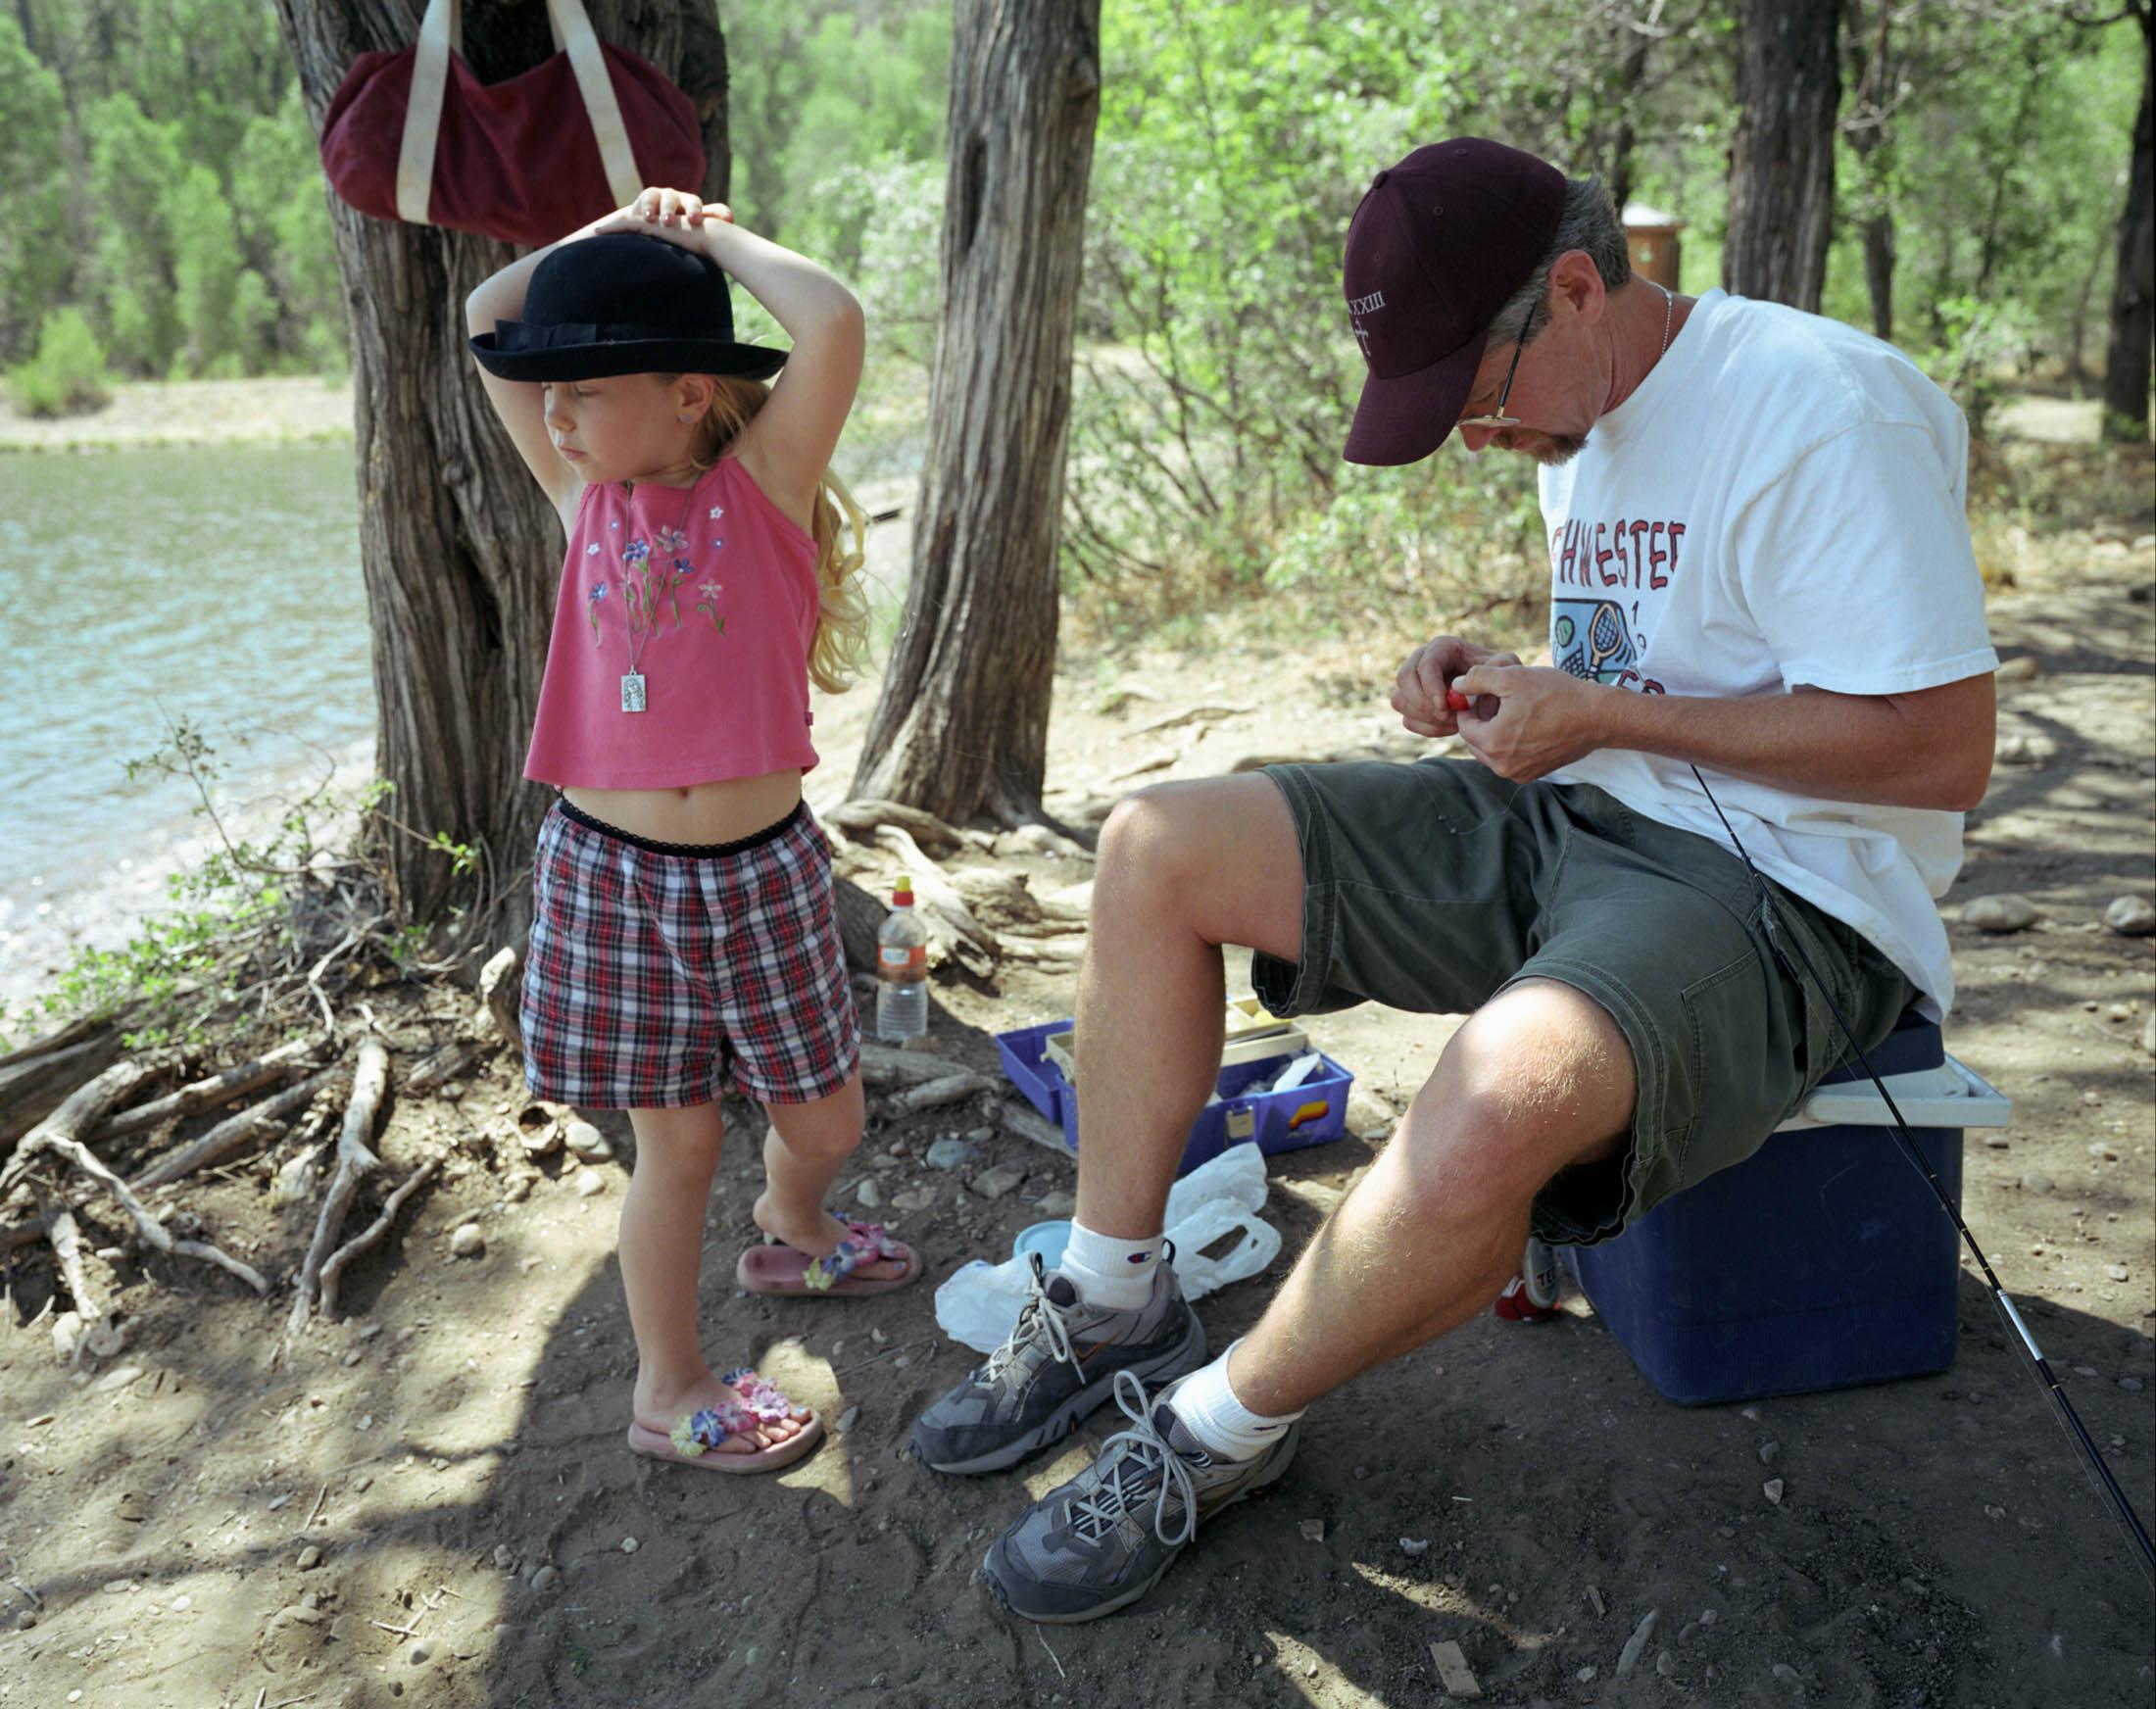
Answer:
[{"left": 1564, "top": 1016, "right": 2011, "bottom": 1406}]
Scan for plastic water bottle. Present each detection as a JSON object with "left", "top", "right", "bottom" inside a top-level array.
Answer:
[{"left": 874, "top": 877, "right": 930, "bottom": 1042}]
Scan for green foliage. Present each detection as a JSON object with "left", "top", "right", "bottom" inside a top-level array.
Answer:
[{"left": 6, "top": 308, "right": 115, "bottom": 416}]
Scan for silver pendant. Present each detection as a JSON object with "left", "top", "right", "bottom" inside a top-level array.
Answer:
[{"left": 620, "top": 672, "right": 647, "bottom": 713}]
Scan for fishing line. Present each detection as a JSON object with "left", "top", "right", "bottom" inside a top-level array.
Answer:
[{"left": 1687, "top": 761, "right": 2155, "bottom": 1584}]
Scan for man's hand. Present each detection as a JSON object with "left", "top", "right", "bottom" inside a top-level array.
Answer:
[
  {"left": 1448, "top": 662, "right": 1612, "bottom": 782},
  {"left": 1392, "top": 637, "right": 1520, "bottom": 738}
]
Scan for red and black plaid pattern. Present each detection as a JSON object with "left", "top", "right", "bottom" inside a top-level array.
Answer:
[{"left": 521, "top": 802, "right": 858, "bottom": 1108}]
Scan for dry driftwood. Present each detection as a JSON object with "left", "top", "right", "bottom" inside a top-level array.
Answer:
[
  {"left": 858, "top": 1044, "right": 973, "bottom": 1089},
  {"left": 129, "top": 1066, "right": 340, "bottom": 1193},
  {"left": 0, "top": 1057, "right": 164, "bottom": 1203},
  {"left": 1001, "top": 1099, "right": 1074, "bottom": 1161},
  {"left": 476, "top": 945, "right": 524, "bottom": 1054},
  {"left": 0, "top": 1014, "right": 135, "bottom": 1151},
  {"left": 822, "top": 798, "right": 969, "bottom": 857},
  {"left": 30, "top": 1127, "right": 267, "bottom": 1294},
  {"left": 833, "top": 873, "right": 886, "bottom": 975},
  {"left": 91, "top": 1038, "right": 318, "bottom": 1143},
  {"left": 317, "top": 1153, "right": 438, "bottom": 1321},
  {"left": 406, "top": 1039, "right": 484, "bottom": 1095},
  {"left": 285, "top": 1039, "right": 390, "bottom": 1342},
  {"left": 37, "top": 1193, "right": 105, "bottom": 1360},
  {"left": 871, "top": 826, "right": 998, "bottom": 976},
  {"left": 894, "top": 1071, "right": 998, "bottom": 1112}
]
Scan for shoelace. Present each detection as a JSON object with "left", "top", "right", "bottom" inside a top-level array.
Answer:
[
  {"left": 982, "top": 1256, "right": 1077, "bottom": 1382},
  {"left": 1068, "top": 1370, "right": 1200, "bottom": 1549}
]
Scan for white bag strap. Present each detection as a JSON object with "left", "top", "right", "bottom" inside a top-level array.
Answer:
[
  {"left": 549, "top": 0, "right": 645, "bottom": 210},
  {"left": 395, "top": 0, "right": 458, "bottom": 225}
]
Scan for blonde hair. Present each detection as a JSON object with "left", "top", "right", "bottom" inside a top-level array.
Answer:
[{"left": 658, "top": 373, "right": 871, "bottom": 695}]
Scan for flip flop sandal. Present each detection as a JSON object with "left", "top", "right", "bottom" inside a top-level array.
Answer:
[
  {"left": 735, "top": 1221, "right": 920, "bottom": 1297},
  {"left": 626, "top": 1373, "right": 823, "bottom": 1475}
]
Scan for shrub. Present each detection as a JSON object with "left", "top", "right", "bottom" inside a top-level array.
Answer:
[{"left": 4, "top": 307, "right": 114, "bottom": 416}]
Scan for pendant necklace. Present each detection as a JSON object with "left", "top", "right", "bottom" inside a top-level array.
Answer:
[{"left": 618, "top": 474, "right": 703, "bottom": 714}]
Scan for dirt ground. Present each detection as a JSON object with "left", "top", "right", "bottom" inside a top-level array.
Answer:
[{"left": 2, "top": 506, "right": 2152, "bottom": 1709}]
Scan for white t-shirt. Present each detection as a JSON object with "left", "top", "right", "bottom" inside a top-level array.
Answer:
[{"left": 1541, "top": 288, "right": 1997, "bottom": 1018}]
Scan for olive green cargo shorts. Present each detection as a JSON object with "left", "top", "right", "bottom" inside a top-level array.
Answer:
[{"left": 1252, "top": 759, "right": 1915, "bottom": 1245}]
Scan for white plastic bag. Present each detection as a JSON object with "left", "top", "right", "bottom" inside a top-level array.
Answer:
[
  {"left": 1163, "top": 1140, "right": 1269, "bottom": 1224},
  {"left": 1164, "top": 1196, "right": 1282, "bottom": 1301},
  {"left": 934, "top": 1254, "right": 1037, "bottom": 1355}
]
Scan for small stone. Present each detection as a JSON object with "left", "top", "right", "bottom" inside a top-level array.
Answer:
[
  {"left": 1427, "top": 1638, "right": 1482, "bottom": 1699},
  {"left": 970, "top": 1165, "right": 1026, "bottom": 1200},
  {"left": 172, "top": 1594, "right": 192, "bottom": 1612},
  {"left": 2021, "top": 1172, "right": 2055, "bottom": 1195},
  {"left": 620, "top": 1537, "right": 639, "bottom": 1555},
  {"left": 103, "top": 1578, "right": 137, "bottom": 1593},
  {"left": 1657, "top": 1650, "right": 1678, "bottom": 1678},
  {"left": 1962, "top": 894, "right": 2038, "bottom": 933},
  {"left": 964, "top": 1125, "right": 996, "bottom": 1144},
  {"left": 360, "top": 1322, "right": 383, "bottom": 1340},
  {"left": 1298, "top": 1518, "right": 1325, "bottom": 1542},
  {"left": 449, "top": 1223, "right": 485, "bottom": 1258},
  {"left": 1698, "top": 1609, "right": 1718, "bottom": 1626},
  {"left": 574, "top": 1169, "right": 606, "bottom": 1196},
  {"left": 1578, "top": 1666, "right": 1598, "bottom": 1683},
  {"left": 836, "top": 1405, "right": 861, "bottom": 1434},
  {"left": 1586, "top": 1585, "right": 1607, "bottom": 1617},
  {"left": 2107, "top": 1003, "right": 2134, "bottom": 1022},
  {"left": 2141, "top": 1013, "right": 2155, "bottom": 1057},
  {"left": 2088, "top": 1142, "right": 2119, "bottom": 1160},
  {"left": 1033, "top": 1191, "right": 1077, "bottom": 1218},
  {"left": 1352, "top": 1464, "right": 1371, "bottom": 1481},
  {"left": 95, "top": 1364, "right": 145, "bottom": 1393},
  {"left": 2122, "top": 1377, "right": 2145, "bottom": 1392},
  {"left": 410, "top": 1640, "right": 432, "bottom": 1664},
  {"left": 925, "top": 1138, "right": 978, "bottom": 1171},
  {"left": 530, "top": 1564, "right": 560, "bottom": 1593},
  {"left": 2103, "top": 897, "right": 2156, "bottom": 937},
  {"left": 1764, "top": 1478, "right": 1786, "bottom": 1505},
  {"left": 1616, "top": 1608, "right": 1661, "bottom": 1677},
  {"left": 1759, "top": 1440, "right": 1782, "bottom": 1465},
  {"left": 1994, "top": 655, "right": 2040, "bottom": 682},
  {"left": 892, "top": 1187, "right": 935, "bottom": 1213},
  {"left": 504, "top": 1171, "right": 535, "bottom": 1203},
  {"left": 853, "top": 1179, "right": 883, "bottom": 1209},
  {"left": 1983, "top": 1134, "right": 2011, "bottom": 1148},
  {"left": 1772, "top": 1662, "right": 1801, "bottom": 1687},
  {"left": 494, "top": 1545, "right": 515, "bottom": 1570},
  {"left": 2107, "top": 1265, "right": 2132, "bottom": 1282},
  {"left": 564, "top": 1120, "right": 611, "bottom": 1157},
  {"left": 1398, "top": 1537, "right": 1430, "bottom": 1555},
  {"left": 297, "top": 1545, "right": 321, "bottom": 1570}
]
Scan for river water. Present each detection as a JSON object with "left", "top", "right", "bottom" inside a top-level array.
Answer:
[{"left": 0, "top": 445, "right": 374, "bottom": 1012}]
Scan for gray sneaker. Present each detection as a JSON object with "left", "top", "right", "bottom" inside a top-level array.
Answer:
[
  {"left": 909, "top": 1255, "right": 1205, "bottom": 1475},
  {"left": 981, "top": 1368, "right": 1299, "bottom": 1623}
]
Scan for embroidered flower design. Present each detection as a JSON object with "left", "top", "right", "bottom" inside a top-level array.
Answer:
[
  {"left": 656, "top": 523, "right": 688, "bottom": 556},
  {"left": 616, "top": 535, "right": 697, "bottom": 648},
  {"left": 708, "top": 506, "right": 724, "bottom": 521},
  {"left": 585, "top": 543, "right": 601, "bottom": 556},
  {"left": 586, "top": 580, "right": 609, "bottom": 642},
  {"left": 695, "top": 577, "right": 726, "bottom": 636},
  {"left": 623, "top": 538, "right": 650, "bottom": 564}
]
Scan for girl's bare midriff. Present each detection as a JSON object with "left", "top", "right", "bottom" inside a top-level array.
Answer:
[{"left": 564, "top": 767, "right": 804, "bottom": 845}]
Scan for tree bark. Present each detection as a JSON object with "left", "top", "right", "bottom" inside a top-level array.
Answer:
[
  {"left": 268, "top": 1, "right": 730, "bottom": 930},
  {"left": 2100, "top": 3, "right": 2153, "bottom": 441},
  {"left": 1842, "top": 0, "right": 1895, "bottom": 342},
  {"left": 1726, "top": 0, "right": 1841, "bottom": 312},
  {"left": 849, "top": 0, "right": 1103, "bottom": 825}
]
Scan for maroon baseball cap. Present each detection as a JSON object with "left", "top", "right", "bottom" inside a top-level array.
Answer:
[{"left": 1342, "top": 138, "right": 1567, "bottom": 465}]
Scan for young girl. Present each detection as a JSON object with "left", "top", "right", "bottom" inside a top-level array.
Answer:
[{"left": 467, "top": 186, "right": 918, "bottom": 1475}]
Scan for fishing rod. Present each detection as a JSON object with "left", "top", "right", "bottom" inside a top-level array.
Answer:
[{"left": 1683, "top": 760, "right": 2156, "bottom": 1584}]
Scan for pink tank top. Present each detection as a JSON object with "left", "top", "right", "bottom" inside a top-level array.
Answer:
[{"left": 523, "top": 457, "right": 820, "bottom": 789}]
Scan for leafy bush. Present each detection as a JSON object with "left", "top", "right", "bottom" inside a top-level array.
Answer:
[{"left": 5, "top": 307, "right": 114, "bottom": 415}]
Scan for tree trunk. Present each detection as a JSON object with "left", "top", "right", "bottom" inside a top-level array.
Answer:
[
  {"left": 1843, "top": 0, "right": 1895, "bottom": 342},
  {"left": 2100, "top": 5, "right": 2153, "bottom": 441},
  {"left": 1604, "top": 20, "right": 1652, "bottom": 218},
  {"left": 1726, "top": 0, "right": 1840, "bottom": 312},
  {"left": 849, "top": 0, "right": 1103, "bottom": 825},
  {"left": 269, "top": 1, "right": 730, "bottom": 932}
]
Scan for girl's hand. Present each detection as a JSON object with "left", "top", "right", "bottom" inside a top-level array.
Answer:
[{"left": 589, "top": 188, "right": 734, "bottom": 249}]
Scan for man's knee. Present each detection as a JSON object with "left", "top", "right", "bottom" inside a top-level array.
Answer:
[
  {"left": 1398, "top": 981, "right": 1638, "bottom": 1201},
  {"left": 1094, "top": 776, "right": 1301, "bottom": 952}
]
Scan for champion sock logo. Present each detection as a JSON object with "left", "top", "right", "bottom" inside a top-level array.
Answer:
[{"left": 1126, "top": 1252, "right": 1151, "bottom": 1264}]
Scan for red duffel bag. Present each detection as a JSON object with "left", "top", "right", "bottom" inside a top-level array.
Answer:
[{"left": 320, "top": 0, "right": 706, "bottom": 249}]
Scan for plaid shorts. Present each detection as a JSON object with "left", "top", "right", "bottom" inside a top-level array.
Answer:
[{"left": 520, "top": 799, "right": 859, "bottom": 1109}]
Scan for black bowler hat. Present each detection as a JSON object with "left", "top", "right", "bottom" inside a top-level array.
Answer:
[
  {"left": 1341, "top": 138, "right": 1566, "bottom": 465},
  {"left": 469, "top": 232, "right": 788, "bottom": 382}
]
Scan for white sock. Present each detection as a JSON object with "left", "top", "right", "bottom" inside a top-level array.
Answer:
[
  {"left": 1167, "top": 1342, "right": 1304, "bottom": 1461},
  {"left": 1058, "top": 1220, "right": 1162, "bottom": 1312}
]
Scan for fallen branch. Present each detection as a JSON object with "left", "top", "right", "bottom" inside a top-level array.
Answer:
[
  {"left": 29, "top": 1129, "right": 267, "bottom": 1294},
  {"left": 870, "top": 826, "right": 998, "bottom": 976},
  {"left": 317, "top": 1155, "right": 439, "bottom": 1321},
  {"left": 129, "top": 1066, "right": 341, "bottom": 1193},
  {"left": 476, "top": 946, "right": 523, "bottom": 1055},
  {"left": 895, "top": 1071, "right": 997, "bottom": 1113},
  {"left": 858, "top": 1045, "right": 974, "bottom": 1089},
  {"left": 1130, "top": 700, "right": 1254, "bottom": 737},
  {"left": 0, "top": 1014, "right": 134, "bottom": 1151},
  {"left": 36, "top": 1193, "right": 106, "bottom": 1361},
  {"left": 285, "top": 1039, "right": 390, "bottom": 1343},
  {"left": 92, "top": 1039, "right": 318, "bottom": 1143},
  {"left": 406, "top": 1040, "right": 483, "bottom": 1095},
  {"left": 0, "top": 1057, "right": 167, "bottom": 1202},
  {"left": 822, "top": 798, "right": 968, "bottom": 857}
]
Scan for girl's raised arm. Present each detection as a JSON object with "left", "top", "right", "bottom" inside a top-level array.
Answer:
[
  {"left": 623, "top": 190, "right": 863, "bottom": 530},
  {"left": 465, "top": 223, "right": 612, "bottom": 519}
]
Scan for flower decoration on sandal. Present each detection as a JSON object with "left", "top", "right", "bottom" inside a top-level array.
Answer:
[
  {"left": 669, "top": 1402, "right": 757, "bottom": 1458},
  {"left": 719, "top": 1368, "right": 802, "bottom": 1423},
  {"left": 802, "top": 1222, "right": 908, "bottom": 1293}
]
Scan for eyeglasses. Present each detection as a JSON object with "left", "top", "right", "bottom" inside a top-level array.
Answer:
[{"left": 1456, "top": 301, "right": 1542, "bottom": 430}]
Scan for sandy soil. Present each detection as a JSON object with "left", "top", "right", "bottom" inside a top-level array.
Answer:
[{"left": 1, "top": 515, "right": 2152, "bottom": 1709}]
